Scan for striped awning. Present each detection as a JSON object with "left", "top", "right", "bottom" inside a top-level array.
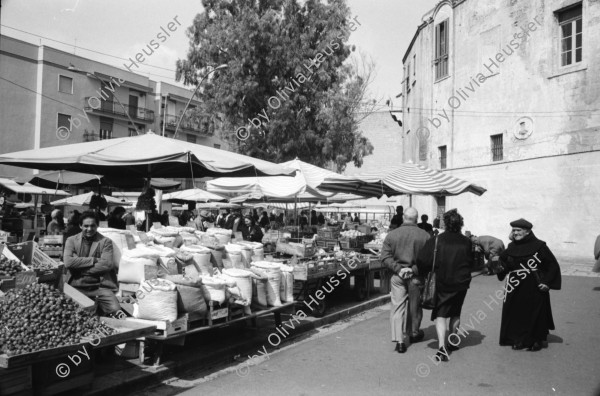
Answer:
[{"left": 317, "top": 163, "right": 486, "bottom": 198}]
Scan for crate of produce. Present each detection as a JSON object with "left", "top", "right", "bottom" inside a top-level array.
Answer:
[
  {"left": 276, "top": 241, "right": 314, "bottom": 258},
  {"left": 316, "top": 239, "right": 338, "bottom": 250},
  {"left": 292, "top": 262, "right": 308, "bottom": 281},
  {"left": 317, "top": 228, "right": 340, "bottom": 239},
  {"left": 338, "top": 239, "right": 351, "bottom": 250}
]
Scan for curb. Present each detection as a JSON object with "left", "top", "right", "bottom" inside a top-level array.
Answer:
[{"left": 85, "top": 294, "right": 391, "bottom": 396}]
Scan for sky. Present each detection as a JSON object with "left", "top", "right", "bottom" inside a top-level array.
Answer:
[{"left": 1, "top": 0, "right": 440, "bottom": 107}]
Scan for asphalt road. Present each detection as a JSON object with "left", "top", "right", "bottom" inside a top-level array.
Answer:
[{"left": 135, "top": 275, "right": 600, "bottom": 396}]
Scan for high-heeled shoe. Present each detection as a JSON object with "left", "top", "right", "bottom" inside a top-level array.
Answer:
[{"left": 435, "top": 347, "right": 449, "bottom": 362}]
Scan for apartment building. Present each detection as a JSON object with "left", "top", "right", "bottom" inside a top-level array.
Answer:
[{"left": 0, "top": 35, "right": 227, "bottom": 178}]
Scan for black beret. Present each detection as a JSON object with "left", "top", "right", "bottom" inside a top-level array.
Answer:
[{"left": 510, "top": 218, "right": 532, "bottom": 229}]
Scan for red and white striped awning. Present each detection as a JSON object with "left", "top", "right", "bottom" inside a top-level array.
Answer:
[{"left": 317, "top": 163, "right": 486, "bottom": 198}]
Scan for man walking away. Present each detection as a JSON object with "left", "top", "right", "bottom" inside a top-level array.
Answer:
[{"left": 381, "top": 207, "right": 430, "bottom": 353}]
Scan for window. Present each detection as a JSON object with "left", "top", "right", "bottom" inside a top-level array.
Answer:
[
  {"left": 406, "top": 62, "right": 410, "bottom": 92},
  {"left": 436, "top": 196, "right": 446, "bottom": 228},
  {"left": 187, "top": 134, "right": 197, "bottom": 144},
  {"left": 213, "top": 144, "right": 221, "bottom": 149},
  {"left": 413, "top": 54, "right": 416, "bottom": 77},
  {"left": 439, "top": 146, "right": 447, "bottom": 169},
  {"left": 58, "top": 75, "right": 73, "bottom": 94},
  {"left": 558, "top": 4, "right": 582, "bottom": 66},
  {"left": 99, "top": 118, "right": 113, "bottom": 140},
  {"left": 434, "top": 19, "right": 449, "bottom": 80},
  {"left": 491, "top": 134, "right": 503, "bottom": 161},
  {"left": 57, "top": 113, "right": 71, "bottom": 130}
]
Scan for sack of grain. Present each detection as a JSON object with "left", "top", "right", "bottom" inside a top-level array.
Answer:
[
  {"left": 162, "top": 274, "right": 207, "bottom": 320},
  {"left": 200, "top": 276, "right": 228, "bottom": 304},
  {"left": 222, "top": 268, "right": 254, "bottom": 314},
  {"left": 135, "top": 278, "right": 178, "bottom": 321},
  {"left": 252, "top": 262, "right": 282, "bottom": 306},
  {"left": 278, "top": 264, "right": 294, "bottom": 303},
  {"left": 118, "top": 248, "right": 159, "bottom": 283},
  {"left": 98, "top": 228, "right": 136, "bottom": 268}
]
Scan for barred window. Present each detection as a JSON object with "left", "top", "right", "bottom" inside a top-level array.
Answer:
[{"left": 491, "top": 134, "right": 503, "bottom": 161}]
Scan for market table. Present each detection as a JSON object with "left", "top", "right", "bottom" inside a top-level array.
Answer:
[
  {"left": 130, "top": 302, "right": 297, "bottom": 367},
  {"left": 293, "top": 257, "right": 377, "bottom": 317},
  {"left": 0, "top": 318, "right": 156, "bottom": 396}
]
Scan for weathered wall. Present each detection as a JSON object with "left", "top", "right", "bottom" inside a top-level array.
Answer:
[
  {"left": 402, "top": 0, "right": 600, "bottom": 260},
  {"left": 344, "top": 110, "right": 404, "bottom": 175}
]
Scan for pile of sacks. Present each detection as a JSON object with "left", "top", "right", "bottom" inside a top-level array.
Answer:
[{"left": 100, "top": 226, "right": 288, "bottom": 323}]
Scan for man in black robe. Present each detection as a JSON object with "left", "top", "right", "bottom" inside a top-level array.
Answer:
[{"left": 497, "top": 218, "right": 561, "bottom": 351}]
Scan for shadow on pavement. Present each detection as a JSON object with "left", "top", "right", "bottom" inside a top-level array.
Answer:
[
  {"left": 421, "top": 325, "right": 485, "bottom": 350},
  {"left": 547, "top": 333, "right": 563, "bottom": 344},
  {"left": 593, "top": 286, "right": 600, "bottom": 291}
]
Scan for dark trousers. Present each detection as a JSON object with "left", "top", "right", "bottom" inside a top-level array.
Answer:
[{"left": 79, "top": 287, "right": 121, "bottom": 316}]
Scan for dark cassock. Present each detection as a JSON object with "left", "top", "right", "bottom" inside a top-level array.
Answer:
[{"left": 497, "top": 227, "right": 561, "bottom": 350}]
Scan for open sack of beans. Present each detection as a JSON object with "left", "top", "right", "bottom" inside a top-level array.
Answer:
[{"left": 134, "top": 278, "right": 178, "bottom": 321}]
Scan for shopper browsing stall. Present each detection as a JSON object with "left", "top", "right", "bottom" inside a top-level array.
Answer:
[{"left": 241, "top": 215, "right": 264, "bottom": 242}]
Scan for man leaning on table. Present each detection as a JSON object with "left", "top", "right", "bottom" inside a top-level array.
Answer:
[
  {"left": 64, "top": 211, "right": 125, "bottom": 318},
  {"left": 381, "top": 207, "right": 430, "bottom": 353}
]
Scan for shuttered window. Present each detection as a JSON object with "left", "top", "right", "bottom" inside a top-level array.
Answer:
[{"left": 434, "top": 19, "right": 449, "bottom": 80}]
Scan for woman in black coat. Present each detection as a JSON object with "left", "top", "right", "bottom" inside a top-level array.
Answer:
[
  {"left": 240, "top": 215, "right": 264, "bottom": 243},
  {"left": 417, "top": 209, "right": 473, "bottom": 362},
  {"left": 496, "top": 218, "right": 561, "bottom": 351}
]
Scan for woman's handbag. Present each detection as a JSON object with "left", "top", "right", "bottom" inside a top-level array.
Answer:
[{"left": 420, "top": 236, "right": 438, "bottom": 310}]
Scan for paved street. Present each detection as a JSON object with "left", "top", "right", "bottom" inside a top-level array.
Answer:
[{"left": 133, "top": 274, "right": 600, "bottom": 396}]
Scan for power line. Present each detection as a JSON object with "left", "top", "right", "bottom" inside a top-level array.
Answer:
[
  {"left": 0, "top": 76, "right": 142, "bottom": 131},
  {"left": 1, "top": 25, "right": 179, "bottom": 74}
]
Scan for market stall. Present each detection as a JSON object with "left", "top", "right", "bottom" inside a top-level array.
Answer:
[
  {"left": 0, "top": 178, "right": 70, "bottom": 241},
  {"left": 0, "top": 131, "right": 297, "bottom": 392}
]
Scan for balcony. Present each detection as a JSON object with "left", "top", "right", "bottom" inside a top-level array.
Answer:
[
  {"left": 84, "top": 97, "right": 155, "bottom": 123},
  {"left": 162, "top": 114, "right": 214, "bottom": 136}
]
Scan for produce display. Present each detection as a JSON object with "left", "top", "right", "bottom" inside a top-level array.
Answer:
[
  {"left": 0, "top": 283, "right": 116, "bottom": 356},
  {"left": 0, "top": 255, "right": 23, "bottom": 276},
  {"left": 339, "top": 230, "right": 365, "bottom": 238}
]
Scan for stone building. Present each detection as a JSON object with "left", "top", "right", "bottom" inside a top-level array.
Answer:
[{"left": 401, "top": 0, "right": 600, "bottom": 260}]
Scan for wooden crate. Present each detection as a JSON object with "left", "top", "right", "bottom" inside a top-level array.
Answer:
[
  {"left": 124, "top": 314, "right": 188, "bottom": 338},
  {"left": 317, "top": 229, "right": 340, "bottom": 239},
  {"left": 0, "top": 365, "right": 33, "bottom": 396}
]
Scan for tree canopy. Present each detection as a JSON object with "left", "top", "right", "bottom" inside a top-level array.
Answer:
[{"left": 176, "top": 0, "right": 374, "bottom": 172}]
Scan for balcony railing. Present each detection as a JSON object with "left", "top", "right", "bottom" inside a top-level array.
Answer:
[
  {"left": 162, "top": 114, "right": 214, "bottom": 136},
  {"left": 84, "top": 97, "right": 155, "bottom": 123}
]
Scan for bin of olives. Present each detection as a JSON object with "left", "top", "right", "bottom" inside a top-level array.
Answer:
[
  {"left": 0, "top": 283, "right": 116, "bottom": 357},
  {"left": 0, "top": 255, "right": 24, "bottom": 277}
]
